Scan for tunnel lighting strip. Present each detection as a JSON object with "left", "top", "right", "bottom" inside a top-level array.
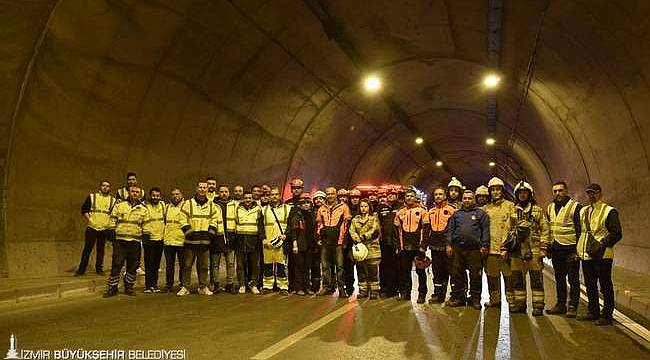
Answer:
[{"left": 542, "top": 261, "right": 650, "bottom": 345}]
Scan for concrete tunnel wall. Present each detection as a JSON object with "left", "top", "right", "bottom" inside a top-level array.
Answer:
[{"left": 0, "top": 0, "right": 648, "bottom": 278}]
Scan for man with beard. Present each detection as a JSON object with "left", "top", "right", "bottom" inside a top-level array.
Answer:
[
  {"left": 545, "top": 181, "right": 582, "bottom": 317},
  {"left": 377, "top": 189, "right": 399, "bottom": 298},
  {"left": 232, "top": 185, "right": 244, "bottom": 202},
  {"left": 261, "top": 187, "right": 292, "bottom": 295},
  {"left": 252, "top": 185, "right": 263, "bottom": 206},
  {"left": 447, "top": 177, "right": 463, "bottom": 210},
  {"left": 142, "top": 187, "right": 165, "bottom": 293},
  {"left": 287, "top": 193, "right": 317, "bottom": 295},
  {"left": 475, "top": 186, "right": 490, "bottom": 207},
  {"left": 316, "top": 187, "right": 351, "bottom": 297},
  {"left": 76, "top": 180, "right": 116, "bottom": 276},
  {"left": 425, "top": 187, "right": 456, "bottom": 304},
  {"left": 206, "top": 176, "right": 218, "bottom": 202},
  {"left": 235, "top": 191, "right": 264, "bottom": 294},
  {"left": 163, "top": 188, "right": 185, "bottom": 292},
  {"left": 212, "top": 184, "right": 238, "bottom": 294}
]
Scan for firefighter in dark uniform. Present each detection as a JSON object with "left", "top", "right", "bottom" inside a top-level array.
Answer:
[{"left": 377, "top": 189, "right": 399, "bottom": 298}]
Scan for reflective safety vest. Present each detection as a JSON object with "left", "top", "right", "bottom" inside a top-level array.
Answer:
[
  {"left": 117, "top": 187, "right": 145, "bottom": 201},
  {"left": 110, "top": 201, "right": 149, "bottom": 242},
  {"left": 163, "top": 201, "right": 185, "bottom": 247},
  {"left": 225, "top": 200, "right": 239, "bottom": 233},
  {"left": 180, "top": 198, "right": 224, "bottom": 234},
  {"left": 236, "top": 204, "right": 262, "bottom": 235},
  {"left": 317, "top": 202, "right": 351, "bottom": 245},
  {"left": 483, "top": 199, "right": 515, "bottom": 254},
  {"left": 503, "top": 203, "right": 551, "bottom": 256},
  {"left": 394, "top": 205, "right": 429, "bottom": 250},
  {"left": 263, "top": 203, "right": 291, "bottom": 240},
  {"left": 143, "top": 201, "right": 165, "bottom": 240},
  {"left": 87, "top": 193, "right": 116, "bottom": 231},
  {"left": 577, "top": 201, "right": 615, "bottom": 260},
  {"left": 428, "top": 202, "right": 455, "bottom": 232},
  {"left": 547, "top": 199, "right": 579, "bottom": 246}
]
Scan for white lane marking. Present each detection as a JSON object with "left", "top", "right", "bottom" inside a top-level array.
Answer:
[{"left": 251, "top": 301, "right": 359, "bottom": 360}]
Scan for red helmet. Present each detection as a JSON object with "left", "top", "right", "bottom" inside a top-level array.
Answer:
[
  {"left": 377, "top": 189, "right": 388, "bottom": 197},
  {"left": 290, "top": 178, "right": 304, "bottom": 188},
  {"left": 349, "top": 189, "right": 362, "bottom": 198},
  {"left": 337, "top": 189, "right": 349, "bottom": 197}
]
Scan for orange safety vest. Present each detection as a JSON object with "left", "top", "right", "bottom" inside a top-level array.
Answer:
[
  {"left": 428, "top": 202, "right": 456, "bottom": 232},
  {"left": 317, "top": 202, "right": 351, "bottom": 245},
  {"left": 394, "top": 205, "right": 429, "bottom": 250}
]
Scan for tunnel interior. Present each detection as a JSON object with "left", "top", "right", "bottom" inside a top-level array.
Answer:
[{"left": 1, "top": 0, "right": 649, "bottom": 278}]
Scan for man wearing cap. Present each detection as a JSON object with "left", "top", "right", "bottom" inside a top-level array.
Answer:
[
  {"left": 546, "top": 181, "right": 582, "bottom": 317},
  {"left": 482, "top": 177, "right": 515, "bottom": 308},
  {"left": 501, "top": 181, "right": 551, "bottom": 315},
  {"left": 424, "top": 187, "right": 456, "bottom": 304},
  {"left": 446, "top": 190, "right": 489, "bottom": 309},
  {"left": 394, "top": 189, "right": 430, "bottom": 303},
  {"left": 260, "top": 187, "right": 292, "bottom": 295},
  {"left": 377, "top": 188, "right": 400, "bottom": 298},
  {"left": 337, "top": 189, "right": 350, "bottom": 204},
  {"left": 576, "top": 183, "right": 622, "bottom": 326},
  {"left": 475, "top": 186, "right": 490, "bottom": 207},
  {"left": 447, "top": 177, "right": 463, "bottom": 210}
]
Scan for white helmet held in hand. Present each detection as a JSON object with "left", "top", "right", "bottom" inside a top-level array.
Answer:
[{"left": 352, "top": 243, "right": 369, "bottom": 262}]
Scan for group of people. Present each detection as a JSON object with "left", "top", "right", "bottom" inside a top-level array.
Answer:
[{"left": 76, "top": 172, "right": 622, "bottom": 326}]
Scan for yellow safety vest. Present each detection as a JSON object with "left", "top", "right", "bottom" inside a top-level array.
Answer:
[
  {"left": 547, "top": 199, "right": 579, "bottom": 245},
  {"left": 87, "top": 193, "right": 116, "bottom": 231},
  {"left": 180, "top": 198, "right": 224, "bottom": 234},
  {"left": 577, "top": 201, "right": 615, "bottom": 260},
  {"left": 482, "top": 199, "right": 515, "bottom": 255},
  {"left": 163, "top": 201, "right": 185, "bottom": 247},
  {"left": 225, "top": 200, "right": 239, "bottom": 233},
  {"left": 143, "top": 201, "right": 166, "bottom": 240},
  {"left": 263, "top": 203, "right": 291, "bottom": 240},
  {"left": 236, "top": 204, "right": 261, "bottom": 235},
  {"left": 110, "top": 201, "right": 149, "bottom": 241}
]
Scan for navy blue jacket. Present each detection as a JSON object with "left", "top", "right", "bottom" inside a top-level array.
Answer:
[{"left": 446, "top": 206, "right": 490, "bottom": 249}]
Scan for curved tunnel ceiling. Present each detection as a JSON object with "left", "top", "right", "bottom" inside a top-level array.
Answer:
[{"left": 1, "top": 0, "right": 649, "bottom": 277}]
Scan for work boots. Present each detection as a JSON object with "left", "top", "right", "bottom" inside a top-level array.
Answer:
[
  {"left": 102, "top": 286, "right": 118, "bottom": 298},
  {"left": 566, "top": 305, "right": 577, "bottom": 318},
  {"left": 546, "top": 305, "right": 567, "bottom": 315}
]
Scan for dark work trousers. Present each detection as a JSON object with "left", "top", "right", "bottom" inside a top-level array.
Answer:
[
  {"left": 309, "top": 247, "right": 322, "bottom": 292},
  {"left": 107, "top": 240, "right": 140, "bottom": 290},
  {"left": 182, "top": 244, "right": 210, "bottom": 289},
  {"left": 449, "top": 247, "right": 483, "bottom": 302},
  {"left": 551, "top": 245, "right": 580, "bottom": 309},
  {"left": 582, "top": 258, "right": 615, "bottom": 319},
  {"left": 257, "top": 242, "right": 264, "bottom": 288},
  {"left": 143, "top": 240, "right": 164, "bottom": 289},
  {"left": 288, "top": 252, "right": 296, "bottom": 292},
  {"left": 399, "top": 250, "right": 428, "bottom": 296},
  {"left": 343, "top": 246, "right": 356, "bottom": 294},
  {"left": 292, "top": 251, "right": 309, "bottom": 292},
  {"left": 379, "top": 242, "right": 399, "bottom": 296},
  {"left": 430, "top": 249, "right": 451, "bottom": 301},
  {"left": 321, "top": 245, "right": 344, "bottom": 291},
  {"left": 163, "top": 245, "right": 184, "bottom": 289},
  {"left": 77, "top": 227, "right": 110, "bottom": 274},
  {"left": 237, "top": 249, "right": 261, "bottom": 287}
]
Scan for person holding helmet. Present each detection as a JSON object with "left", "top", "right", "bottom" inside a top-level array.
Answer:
[
  {"left": 425, "top": 187, "right": 457, "bottom": 304},
  {"left": 394, "top": 189, "right": 430, "bottom": 303},
  {"left": 349, "top": 199, "right": 381, "bottom": 299},
  {"left": 316, "top": 187, "right": 352, "bottom": 297},
  {"left": 447, "top": 177, "right": 463, "bottom": 209},
  {"left": 576, "top": 184, "right": 622, "bottom": 326},
  {"left": 546, "top": 181, "right": 582, "bottom": 318},
  {"left": 343, "top": 188, "right": 363, "bottom": 295},
  {"left": 501, "top": 180, "right": 551, "bottom": 315},
  {"left": 446, "top": 190, "right": 489, "bottom": 309},
  {"left": 482, "top": 177, "right": 515, "bottom": 308},
  {"left": 287, "top": 193, "right": 317, "bottom": 295},
  {"left": 475, "top": 186, "right": 490, "bottom": 207},
  {"left": 260, "top": 186, "right": 292, "bottom": 295}
]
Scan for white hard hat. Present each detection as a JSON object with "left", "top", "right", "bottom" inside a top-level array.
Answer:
[
  {"left": 487, "top": 177, "right": 505, "bottom": 188},
  {"left": 352, "top": 243, "right": 369, "bottom": 262},
  {"left": 447, "top": 177, "right": 463, "bottom": 189},
  {"left": 514, "top": 180, "right": 534, "bottom": 195},
  {"left": 313, "top": 190, "right": 326, "bottom": 199},
  {"left": 475, "top": 185, "right": 489, "bottom": 196}
]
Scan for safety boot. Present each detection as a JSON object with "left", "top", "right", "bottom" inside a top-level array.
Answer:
[{"left": 102, "top": 286, "right": 118, "bottom": 298}]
